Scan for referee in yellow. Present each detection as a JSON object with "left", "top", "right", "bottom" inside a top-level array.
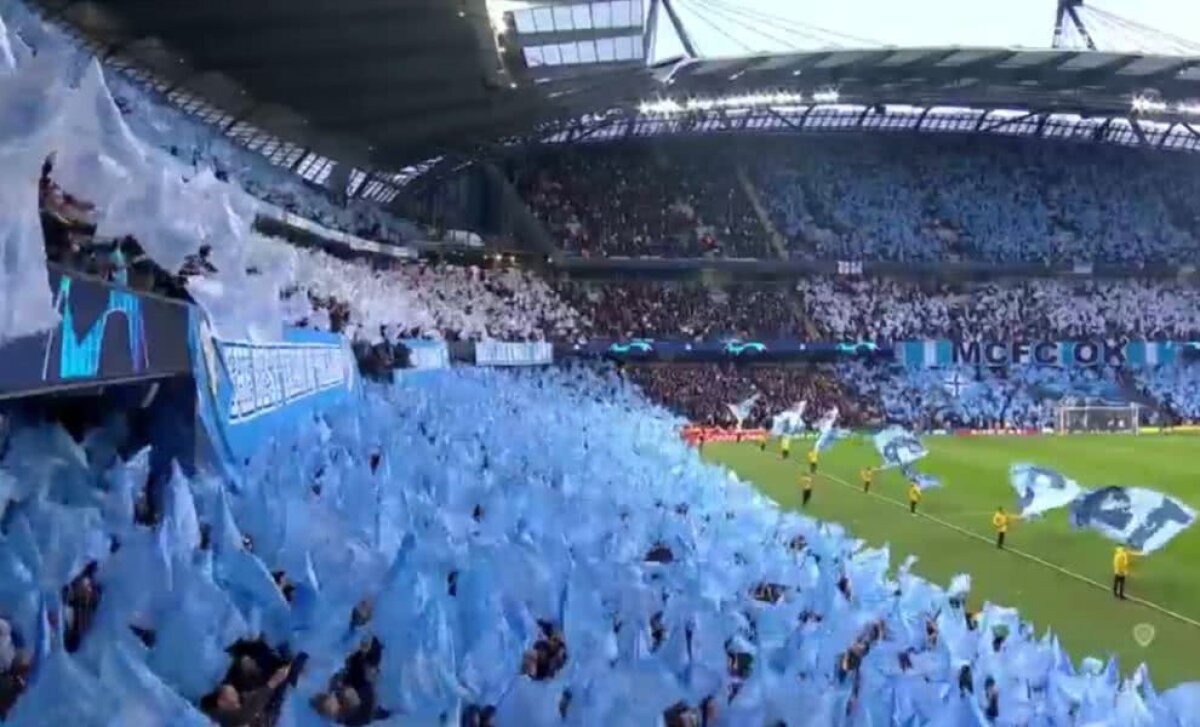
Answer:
[
  {"left": 807, "top": 448, "right": 818, "bottom": 474},
  {"left": 907, "top": 481, "right": 921, "bottom": 515},
  {"left": 1113, "top": 545, "right": 1139, "bottom": 600},
  {"left": 860, "top": 467, "right": 873, "bottom": 493},
  {"left": 992, "top": 507, "right": 1018, "bottom": 549}
]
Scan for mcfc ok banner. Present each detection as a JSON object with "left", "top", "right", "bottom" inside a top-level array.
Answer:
[{"left": 900, "top": 339, "right": 1178, "bottom": 368}]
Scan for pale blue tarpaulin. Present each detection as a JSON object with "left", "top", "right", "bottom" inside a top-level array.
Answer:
[
  {"left": 873, "top": 426, "right": 929, "bottom": 470},
  {"left": 1068, "top": 486, "right": 1196, "bottom": 553},
  {"left": 1008, "top": 463, "right": 1085, "bottom": 518}
]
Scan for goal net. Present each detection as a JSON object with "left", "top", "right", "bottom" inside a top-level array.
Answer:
[{"left": 1056, "top": 404, "right": 1140, "bottom": 434}]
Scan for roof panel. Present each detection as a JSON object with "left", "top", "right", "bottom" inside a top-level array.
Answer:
[
  {"left": 1058, "top": 52, "right": 1125, "bottom": 71},
  {"left": 1116, "top": 56, "right": 1190, "bottom": 76},
  {"left": 592, "top": 2, "right": 612, "bottom": 29},
  {"left": 552, "top": 6, "right": 574, "bottom": 31},
  {"left": 572, "top": 4, "right": 593, "bottom": 30},
  {"left": 996, "top": 50, "right": 1067, "bottom": 68},
  {"left": 880, "top": 49, "right": 937, "bottom": 66},
  {"left": 933, "top": 49, "right": 1003, "bottom": 66}
]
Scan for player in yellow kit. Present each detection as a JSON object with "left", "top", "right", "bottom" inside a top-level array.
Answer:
[
  {"left": 807, "top": 448, "right": 818, "bottom": 474},
  {"left": 860, "top": 467, "right": 873, "bottom": 493},
  {"left": 780, "top": 437, "right": 791, "bottom": 459},
  {"left": 801, "top": 474, "right": 814, "bottom": 508},
  {"left": 908, "top": 482, "right": 921, "bottom": 514},
  {"left": 992, "top": 507, "right": 1018, "bottom": 549}
]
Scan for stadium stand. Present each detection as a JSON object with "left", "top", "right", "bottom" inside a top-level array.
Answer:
[
  {"left": 270, "top": 241, "right": 583, "bottom": 343},
  {"left": 520, "top": 137, "right": 1200, "bottom": 263},
  {"left": 4, "top": 367, "right": 1198, "bottom": 723},
  {"left": 5, "top": 0, "right": 1200, "bottom": 722}
]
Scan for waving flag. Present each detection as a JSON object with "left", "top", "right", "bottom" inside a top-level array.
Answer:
[
  {"left": 1068, "top": 486, "right": 1195, "bottom": 553},
  {"left": 1008, "top": 464, "right": 1084, "bottom": 518},
  {"left": 813, "top": 410, "right": 850, "bottom": 453},
  {"left": 901, "top": 463, "right": 942, "bottom": 491},
  {"left": 873, "top": 426, "right": 928, "bottom": 470},
  {"left": 726, "top": 393, "right": 760, "bottom": 430},
  {"left": 770, "top": 401, "right": 806, "bottom": 437}
]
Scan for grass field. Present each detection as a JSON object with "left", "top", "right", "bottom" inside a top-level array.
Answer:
[{"left": 703, "top": 434, "right": 1200, "bottom": 688}]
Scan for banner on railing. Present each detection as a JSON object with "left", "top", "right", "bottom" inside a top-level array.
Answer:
[
  {"left": 190, "top": 313, "right": 359, "bottom": 466},
  {"left": 681, "top": 426, "right": 769, "bottom": 444},
  {"left": 401, "top": 339, "right": 450, "bottom": 370},
  {"left": 899, "top": 339, "right": 1179, "bottom": 368},
  {"left": 475, "top": 341, "right": 553, "bottom": 367}
]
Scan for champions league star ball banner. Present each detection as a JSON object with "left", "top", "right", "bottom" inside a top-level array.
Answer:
[
  {"left": 873, "top": 426, "right": 928, "bottom": 470},
  {"left": 1008, "top": 464, "right": 1085, "bottom": 518},
  {"left": 1068, "top": 486, "right": 1196, "bottom": 553},
  {"left": 899, "top": 340, "right": 1179, "bottom": 368}
]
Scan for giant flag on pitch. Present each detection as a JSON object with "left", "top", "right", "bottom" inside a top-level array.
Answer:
[
  {"left": 1068, "top": 486, "right": 1195, "bottom": 553},
  {"left": 1008, "top": 464, "right": 1084, "bottom": 518},
  {"left": 873, "top": 426, "right": 928, "bottom": 470}
]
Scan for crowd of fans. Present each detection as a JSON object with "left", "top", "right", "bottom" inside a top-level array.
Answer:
[
  {"left": 2, "top": 366, "right": 1193, "bottom": 723},
  {"left": 274, "top": 243, "right": 583, "bottom": 343},
  {"left": 562, "top": 277, "right": 1200, "bottom": 343},
  {"left": 558, "top": 281, "right": 807, "bottom": 341},
  {"left": 627, "top": 364, "right": 864, "bottom": 428},
  {"left": 799, "top": 277, "right": 1200, "bottom": 342},
  {"left": 516, "top": 143, "right": 771, "bottom": 259},
  {"left": 520, "top": 137, "right": 1200, "bottom": 263}
]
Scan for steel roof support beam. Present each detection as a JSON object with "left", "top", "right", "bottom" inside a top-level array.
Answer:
[
  {"left": 659, "top": 0, "right": 697, "bottom": 59},
  {"left": 1129, "top": 118, "right": 1149, "bottom": 146},
  {"left": 1053, "top": 0, "right": 1096, "bottom": 50},
  {"left": 643, "top": 0, "right": 660, "bottom": 62},
  {"left": 980, "top": 111, "right": 1035, "bottom": 133}
]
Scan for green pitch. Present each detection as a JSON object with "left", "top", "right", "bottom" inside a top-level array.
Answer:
[{"left": 703, "top": 434, "right": 1200, "bottom": 688}]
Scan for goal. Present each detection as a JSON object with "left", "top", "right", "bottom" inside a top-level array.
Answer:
[{"left": 1055, "top": 403, "right": 1140, "bottom": 434}]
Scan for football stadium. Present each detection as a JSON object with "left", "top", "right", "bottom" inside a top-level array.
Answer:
[{"left": 1, "top": 0, "right": 1200, "bottom": 723}]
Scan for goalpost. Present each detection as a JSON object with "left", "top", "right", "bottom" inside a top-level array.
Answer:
[{"left": 1055, "top": 403, "right": 1140, "bottom": 435}]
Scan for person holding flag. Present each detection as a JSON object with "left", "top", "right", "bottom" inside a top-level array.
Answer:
[
  {"left": 908, "top": 480, "right": 921, "bottom": 515},
  {"left": 801, "top": 473, "right": 815, "bottom": 508},
  {"left": 992, "top": 507, "right": 1018, "bottom": 549},
  {"left": 860, "top": 467, "right": 873, "bottom": 494},
  {"left": 1113, "top": 545, "right": 1140, "bottom": 600},
  {"left": 807, "top": 447, "right": 818, "bottom": 475}
]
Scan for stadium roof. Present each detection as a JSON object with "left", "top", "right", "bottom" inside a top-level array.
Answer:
[
  {"left": 654, "top": 47, "right": 1200, "bottom": 117},
  {"left": 32, "top": 0, "right": 1200, "bottom": 187}
]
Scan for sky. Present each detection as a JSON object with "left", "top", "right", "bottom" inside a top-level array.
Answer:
[{"left": 489, "top": 0, "right": 1200, "bottom": 61}]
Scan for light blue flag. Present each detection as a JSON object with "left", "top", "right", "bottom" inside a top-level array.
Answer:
[
  {"left": 726, "top": 392, "right": 761, "bottom": 429},
  {"left": 770, "top": 401, "right": 806, "bottom": 436},
  {"left": 1008, "top": 464, "right": 1083, "bottom": 518},
  {"left": 873, "top": 426, "right": 928, "bottom": 470},
  {"left": 901, "top": 463, "right": 942, "bottom": 491},
  {"left": 1068, "top": 486, "right": 1195, "bottom": 553}
]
